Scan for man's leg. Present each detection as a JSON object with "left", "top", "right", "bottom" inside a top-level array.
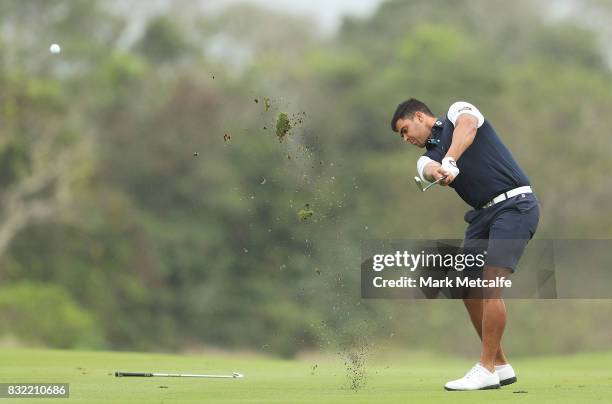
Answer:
[
  {"left": 463, "top": 298, "right": 508, "bottom": 365},
  {"left": 443, "top": 269, "right": 510, "bottom": 390},
  {"left": 478, "top": 266, "right": 511, "bottom": 372}
]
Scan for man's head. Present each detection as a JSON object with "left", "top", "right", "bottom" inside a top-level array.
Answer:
[{"left": 390, "top": 98, "right": 436, "bottom": 148}]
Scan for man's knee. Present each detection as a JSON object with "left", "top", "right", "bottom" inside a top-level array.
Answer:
[
  {"left": 483, "top": 266, "right": 512, "bottom": 299},
  {"left": 463, "top": 298, "right": 483, "bottom": 314}
]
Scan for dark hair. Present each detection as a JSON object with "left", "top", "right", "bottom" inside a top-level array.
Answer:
[{"left": 390, "top": 98, "right": 434, "bottom": 132}]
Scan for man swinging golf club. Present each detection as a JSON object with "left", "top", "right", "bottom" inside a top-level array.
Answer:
[{"left": 390, "top": 98, "right": 540, "bottom": 391}]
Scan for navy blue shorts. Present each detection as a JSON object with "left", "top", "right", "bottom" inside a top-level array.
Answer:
[{"left": 463, "top": 192, "right": 540, "bottom": 272}]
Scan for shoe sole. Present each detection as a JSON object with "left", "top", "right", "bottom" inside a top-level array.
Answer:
[
  {"left": 500, "top": 376, "right": 517, "bottom": 386},
  {"left": 444, "top": 384, "right": 500, "bottom": 391}
]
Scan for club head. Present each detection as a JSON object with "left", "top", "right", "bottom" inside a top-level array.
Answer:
[
  {"left": 414, "top": 175, "right": 447, "bottom": 192},
  {"left": 232, "top": 372, "right": 244, "bottom": 378},
  {"left": 414, "top": 176, "right": 426, "bottom": 192}
]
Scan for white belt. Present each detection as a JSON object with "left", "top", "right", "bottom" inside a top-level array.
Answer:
[{"left": 481, "top": 186, "right": 532, "bottom": 209}]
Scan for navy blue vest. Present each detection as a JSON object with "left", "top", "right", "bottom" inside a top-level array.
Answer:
[{"left": 423, "top": 118, "right": 531, "bottom": 208}]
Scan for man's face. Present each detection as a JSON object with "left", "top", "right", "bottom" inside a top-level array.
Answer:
[{"left": 395, "top": 112, "right": 431, "bottom": 148}]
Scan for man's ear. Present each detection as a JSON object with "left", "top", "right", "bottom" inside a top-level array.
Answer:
[{"left": 414, "top": 111, "right": 423, "bottom": 122}]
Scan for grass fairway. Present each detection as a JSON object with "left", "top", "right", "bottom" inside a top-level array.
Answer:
[{"left": 1, "top": 348, "right": 612, "bottom": 403}]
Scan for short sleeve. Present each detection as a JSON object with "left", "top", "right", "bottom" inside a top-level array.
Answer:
[{"left": 447, "top": 101, "right": 484, "bottom": 128}]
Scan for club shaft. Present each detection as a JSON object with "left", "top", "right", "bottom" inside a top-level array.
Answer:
[
  {"left": 423, "top": 176, "right": 445, "bottom": 190},
  {"left": 153, "top": 373, "right": 237, "bottom": 378},
  {"left": 115, "top": 371, "right": 243, "bottom": 378}
]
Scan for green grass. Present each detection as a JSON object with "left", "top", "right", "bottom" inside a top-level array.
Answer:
[{"left": 1, "top": 348, "right": 612, "bottom": 403}]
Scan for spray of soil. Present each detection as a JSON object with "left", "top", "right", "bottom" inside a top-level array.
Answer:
[{"left": 340, "top": 347, "right": 370, "bottom": 391}]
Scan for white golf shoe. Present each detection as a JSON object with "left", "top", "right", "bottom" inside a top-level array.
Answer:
[
  {"left": 495, "top": 363, "right": 517, "bottom": 386},
  {"left": 444, "top": 363, "right": 500, "bottom": 391}
]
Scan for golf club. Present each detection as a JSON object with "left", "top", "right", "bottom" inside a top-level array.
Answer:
[
  {"left": 115, "top": 371, "right": 244, "bottom": 379},
  {"left": 413, "top": 175, "right": 447, "bottom": 192}
]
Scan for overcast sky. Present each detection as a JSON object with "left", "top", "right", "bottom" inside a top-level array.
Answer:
[{"left": 206, "top": 0, "right": 384, "bottom": 35}]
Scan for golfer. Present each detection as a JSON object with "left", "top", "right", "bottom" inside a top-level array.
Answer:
[{"left": 390, "top": 98, "right": 540, "bottom": 391}]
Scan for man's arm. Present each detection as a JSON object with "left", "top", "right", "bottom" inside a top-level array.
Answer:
[
  {"left": 419, "top": 113, "right": 477, "bottom": 186},
  {"left": 445, "top": 114, "right": 479, "bottom": 162},
  {"left": 441, "top": 101, "right": 485, "bottom": 185}
]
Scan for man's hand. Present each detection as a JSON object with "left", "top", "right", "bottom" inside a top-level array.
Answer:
[
  {"left": 422, "top": 160, "right": 454, "bottom": 186},
  {"left": 440, "top": 157, "right": 459, "bottom": 185},
  {"left": 433, "top": 166, "right": 454, "bottom": 186}
]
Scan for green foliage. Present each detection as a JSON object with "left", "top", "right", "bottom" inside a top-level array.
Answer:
[
  {"left": 136, "top": 17, "right": 192, "bottom": 63},
  {"left": 0, "top": 282, "right": 102, "bottom": 348}
]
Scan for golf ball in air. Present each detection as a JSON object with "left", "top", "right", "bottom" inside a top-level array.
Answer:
[{"left": 50, "top": 43, "right": 61, "bottom": 54}]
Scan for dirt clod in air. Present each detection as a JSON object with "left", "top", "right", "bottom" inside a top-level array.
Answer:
[
  {"left": 254, "top": 98, "right": 259, "bottom": 103},
  {"left": 297, "top": 203, "right": 314, "bottom": 222},
  {"left": 223, "top": 133, "right": 231, "bottom": 142},
  {"left": 314, "top": 267, "right": 321, "bottom": 275},
  {"left": 311, "top": 364, "right": 318, "bottom": 375},
  {"left": 193, "top": 152, "right": 199, "bottom": 157},
  {"left": 276, "top": 112, "right": 292, "bottom": 142},
  {"left": 264, "top": 97, "right": 272, "bottom": 111},
  {"left": 293, "top": 111, "right": 306, "bottom": 125}
]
